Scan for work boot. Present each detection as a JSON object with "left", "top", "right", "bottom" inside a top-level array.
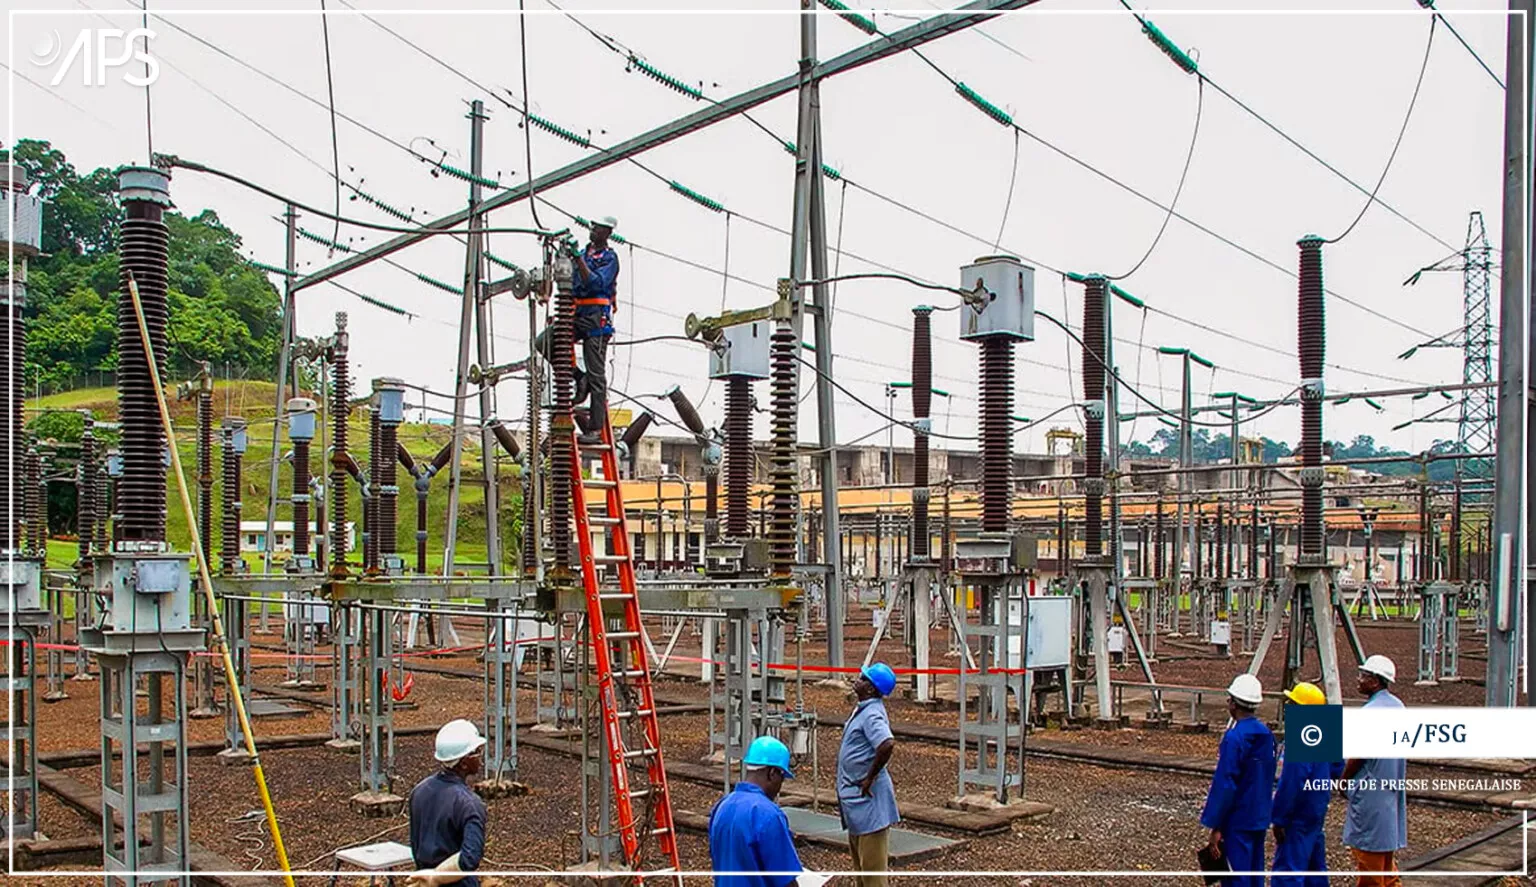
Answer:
[
  {"left": 576, "top": 431, "right": 603, "bottom": 447},
  {"left": 573, "top": 371, "right": 590, "bottom": 406}
]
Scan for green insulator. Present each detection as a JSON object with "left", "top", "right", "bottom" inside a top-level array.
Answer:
[
  {"left": 1140, "top": 18, "right": 1198, "bottom": 74},
  {"left": 669, "top": 180, "right": 725, "bottom": 213},
  {"left": 630, "top": 56, "right": 704, "bottom": 100},
  {"left": 528, "top": 113, "right": 591, "bottom": 148},
  {"left": 955, "top": 82, "right": 1012, "bottom": 127}
]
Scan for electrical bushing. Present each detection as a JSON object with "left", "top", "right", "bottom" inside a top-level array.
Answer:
[
  {"left": 374, "top": 378, "right": 406, "bottom": 425},
  {"left": 287, "top": 397, "right": 318, "bottom": 441}
]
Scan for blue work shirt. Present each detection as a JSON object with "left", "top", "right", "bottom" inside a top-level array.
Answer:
[
  {"left": 836, "top": 698, "right": 900, "bottom": 837},
  {"left": 1343, "top": 689, "right": 1408, "bottom": 852},
  {"left": 708, "top": 782, "right": 802, "bottom": 887},
  {"left": 1200, "top": 715, "right": 1276, "bottom": 834},
  {"left": 1272, "top": 748, "right": 1344, "bottom": 832},
  {"left": 408, "top": 770, "right": 487, "bottom": 887},
  {"left": 572, "top": 246, "right": 620, "bottom": 338}
]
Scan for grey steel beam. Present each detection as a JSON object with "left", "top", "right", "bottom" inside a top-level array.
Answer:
[{"left": 291, "top": 0, "right": 1041, "bottom": 292}]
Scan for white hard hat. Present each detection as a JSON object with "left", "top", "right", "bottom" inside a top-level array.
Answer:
[
  {"left": 1361, "top": 654, "right": 1396, "bottom": 684},
  {"left": 591, "top": 215, "right": 618, "bottom": 231},
  {"left": 1227, "top": 673, "right": 1263, "bottom": 706},
  {"left": 434, "top": 718, "right": 486, "bottom": 763}
]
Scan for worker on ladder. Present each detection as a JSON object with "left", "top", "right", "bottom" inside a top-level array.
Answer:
[
  {"left": 707, "top": 736, "right": 803, "bottom": 887},
  {"left": 407, "top": 719, "right": 489, "bottom": 887},
  {"left": 536, "top": 216, "right": 619, "bottom": 445}
]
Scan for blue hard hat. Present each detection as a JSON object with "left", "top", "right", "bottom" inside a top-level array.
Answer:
[
  {"left": 741, "top": 736, "right": 795, "bottom": 778},
  {"left": 861, "top": 662, "right": 898, "bottom": 697}
]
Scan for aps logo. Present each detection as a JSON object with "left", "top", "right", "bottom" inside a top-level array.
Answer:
[{"left": 31, "top": 28, "right": 159, "bottom": 88}]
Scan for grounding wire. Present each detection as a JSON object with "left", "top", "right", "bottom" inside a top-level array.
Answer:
[
  {"left": 318, "top": 0, "right": 343, "bottom": 246},
  {"left": 994, "top": 128, "right": 1021, "bottom": 251},
  {"left": 1108, "top": 76, "right": 1203, "bottom": 280},
  {"left": 1325, "top": 15, "right": 1437, "bottom": 245},
  {"left": 1425, "top": 4, "right": 1505, "bottom": 89}
]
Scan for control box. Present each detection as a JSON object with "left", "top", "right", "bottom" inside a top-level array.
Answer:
[
  {"left": 88, "top": 553, "right": 203, "bottom": 653},
  {"left": 1, "top": 557, "right": 46, "bottom": 624},
  {"left": 708, "top": 320, "right": 771, "bottom": 380},
  {"left": 959, "top": 255, "right": 1035, "bottom": 341}
]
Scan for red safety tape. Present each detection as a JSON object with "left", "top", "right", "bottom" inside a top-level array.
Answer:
[{"left": 661, "top": 653, "right": 1030, "bottom": 676}]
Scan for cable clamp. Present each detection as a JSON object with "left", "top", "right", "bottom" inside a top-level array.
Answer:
[
  {"left": 1300, "top": 377, "right": 1326, "bottom": 399},
  {"left": 1084, "top": 400, "right": 1106, "bottom": 420}
]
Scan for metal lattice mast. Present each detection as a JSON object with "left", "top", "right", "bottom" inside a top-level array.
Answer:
[{"left": 1457, "top": 212, "right": 1495, "bottom": 488}]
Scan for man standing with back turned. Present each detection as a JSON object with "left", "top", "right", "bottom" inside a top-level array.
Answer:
[
  {"left": 838, "top": 662, "right": 899, "bottom": 887},
  {"left": 708, "top": 736, "right": 803, "bottom": 887},
  {"left": 1342, "top": 655, "right": 1408, "bottom": 887},
  {"left": 407, "top": 719, "right": 488, "bottom": 887},
  {"left": 1200, "top": 673, "right": 1276, "bottom": 887}
]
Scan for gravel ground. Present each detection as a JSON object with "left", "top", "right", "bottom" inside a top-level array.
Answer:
[{"left": 10, "top": 609, "right": 1528, "bottom": 883}]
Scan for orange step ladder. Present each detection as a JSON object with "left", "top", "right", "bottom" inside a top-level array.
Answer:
[{"left": 567, "top": 411, "right": 682, "bottom": 881}]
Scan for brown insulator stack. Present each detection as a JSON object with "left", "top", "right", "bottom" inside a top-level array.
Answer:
[
  {"left": 374, "top": 379, "right": 405, "bottom": 563},
  {"left": 1, "top": 296, "right": 24, "bottom": 551},
  {"left": 221, "top": 419, "right": 245, "bottom": 574},
  {"left": 329, "top": 313, "right": 350, "bottom": 575},
  {"left": 1296, "top": 236, "right": 1325, "bottom": 559},
  {"left": 25, "top": 446, "right": 43, "bottom": 553},
  {"left": 94, "top": 458, "right": 109, "bottom": 552},
  {"left": 1080, "top": 275, "right": 1108, "bottom": 558},
  {"left": 766, "top": 319, "right": 798, "bottom": 578},
  {"left": 77, "top": 420, "right": 96, "bottom": 567},
  {"left": 1192, "top": 512, "right": 1203, "bottom": 579},
  {"left": 978, "top": 336, "right": 1014, "bottom": 533},
  {"left": 1450, "top": 485, "right": 1463, "bottom": 581},
  {"left": 522, "top": 358, "right": 540, "bottom": 576},
  {"left": 1215, "top": 503, "right": 1226, "bottom": 580},
  {"left": 548, "top": 256, "right": 576, "bottom": 574},
  {"left": 366, "top": 407, "right": 381, "bottom": 572},
  {"left": 115, "top": 167, "right": 173, "bottom": 545},
  {"left": 1154, "top": 494, "right": 1166, "bottom": 579},
  {"left": 911, "top": 306, "right": 933, "bottom": 561},
  {"left": 1248, "top": 501, "right": 1260, "bottom": 579},
  {"left": 1057, "top": 505, "right": 1068, "bottom": 573},
  {"left": 723, "top": 376, "right": 752, "bottom": 538},
  {"left": 291, "top": 441, "right": 311, "bottom": 561},
  {"left": 196, "top": 368, "right": 214, "bottom": 566}
]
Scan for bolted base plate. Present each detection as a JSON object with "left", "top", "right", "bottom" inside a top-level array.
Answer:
[
  {"left": 216, "top": 748, "right": 253, "bottom": 767},
  {"left": 325, "top": 738, "right": 361, "bottom": 754},
  {"left": 349, "top": 791, "right": 406, "bottom": 818},
  {"left": 947, "top": 793, "right": 1055, "bottom": 823}
]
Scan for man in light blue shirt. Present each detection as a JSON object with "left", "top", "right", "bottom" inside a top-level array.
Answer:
[
  {"left": 1341, "top": 654, "right": 1407, "bottom": 886},
  {"left": 837, "top": 663, "right": 899, "bottom": 887}
]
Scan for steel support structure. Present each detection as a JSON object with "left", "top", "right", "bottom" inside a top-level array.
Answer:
[
  {"left": 1487, "top": 0, "right": 1531, "bottom": 707},
  {"left": 99, "top": 653, "right": 190, "bottom": 886}
]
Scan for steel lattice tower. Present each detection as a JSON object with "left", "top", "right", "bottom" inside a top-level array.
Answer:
[{"left": 1402, "top": 211, "right": 1496, "bottom": 495}]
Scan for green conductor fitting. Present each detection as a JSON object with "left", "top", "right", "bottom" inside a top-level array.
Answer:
[
  {"left": 1109, "top": 284, "right": 1144, "bottom": 309},
  {"left": 528, "top": 113, "right": 591, "bottom": 148},
  {"left": 250, "top": 260, "right": 296, "bottom": 277},
  {"left": 354, "top": 292, "right": 412, "bottom": 318},
  {"left": 298, "top": 227, "right": 351, "bottom": 253},
  {"left": 818, "top": 0, "right": 879, "bottom": 36},
  {"left": 486, "top": 252, "right": 522, "bottom": 273},
  {"left": 1364, "top": 398, "right": 1384, "bottom": 411},
  {"left": 780, "top": 140, "right": 842, "bottom": 180},
  {"left": 350, "top": 188, "right": 413, "bottom": 223},
  {"left": 435, "top": 162, "right": 501, "bottom": 190},
  {"left": 1140, "top": 18, "right": 1198, "bottom": 74},
  {"left": 955, "top": 82, "right": 1012, "bottom": 127},
  {"left": 415, "top": 271, "right": 462, "bottom": 294},
  {"left": 669, "top": 180, "right": 725, "bottom": 213},
  {"left": 573, "top": 216, "right": 628, "bottom": 244},
  {"left": 629, "top": 56, "right": 704, "bottom": 100}
]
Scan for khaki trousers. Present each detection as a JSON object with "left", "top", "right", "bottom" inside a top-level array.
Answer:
[
  {"left": 1349, "top": 847, "right": 1402, "bottom": 887},
  {"left": 847, "top": 828, "right": 889, "bottom": 887}
]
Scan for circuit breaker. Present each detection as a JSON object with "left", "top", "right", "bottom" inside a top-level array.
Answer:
[{"left": 959, "top": 255, "right": 1035, "bottom": 341}]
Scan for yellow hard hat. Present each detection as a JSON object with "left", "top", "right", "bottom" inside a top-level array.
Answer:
[{"left": 1284, "top": 682, "right": 1326, "bottom": 706}]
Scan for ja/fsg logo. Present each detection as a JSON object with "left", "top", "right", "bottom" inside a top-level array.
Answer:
[
  {"left": 31, "top": 28, "right": 158, "bottom": 88},
  {"left": 1285, "top": 703, "right": 1343, "bottom": 762}
]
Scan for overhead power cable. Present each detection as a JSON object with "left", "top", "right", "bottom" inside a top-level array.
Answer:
[{"left": 1415, "top": 0, "right": 1506, "bottom": 88}]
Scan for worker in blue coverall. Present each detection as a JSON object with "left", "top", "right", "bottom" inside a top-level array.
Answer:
[
  {"left": 534, "top": 216, "right": 620, "bottom": 444},
  {"left": 1200, "top": 673, "right": 1276, "bottom": 887},
  {"left": 1272, "top": 681, "right": 1345, "bottom": 887},
  {"left": 708, "top": 736, "right": 803, "bottom": 887},
  {"left": 407, "top": 720, "right": 488, "bottom": 887}
]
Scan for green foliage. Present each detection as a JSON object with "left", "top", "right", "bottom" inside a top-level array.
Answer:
[
  {"left": 26, "top": 409, "right": 118, "bottom": 446},
  {"left": 3, "top": 139, "right": 282, "bottom": 390}
]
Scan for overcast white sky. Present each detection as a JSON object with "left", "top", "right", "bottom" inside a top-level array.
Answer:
[{"left": 4, "top": 0, "right": 1516, "bottom": 458}]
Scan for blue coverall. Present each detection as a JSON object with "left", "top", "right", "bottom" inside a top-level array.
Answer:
[
  {"left": 1199, "top": 715, "right": 1277, "bottom": 887},
  {"left": 1271, "top": 747, "right": 1345, "bottom": 887},
  {"left": 707, "top": 782, "right": 802, "bottom": 887},
  {"left": 408, "top": 770, "right": 487, "bottom": 887}
]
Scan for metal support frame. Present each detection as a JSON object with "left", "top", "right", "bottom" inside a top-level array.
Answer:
[
  {"left": 481, "top": 599, "right": 522, "bottom": 785},
  {"left": 1249, "top": 565, "right": 1361, "bottom": 704},
  {"left": 2, "top": 622, "right": 42, "bottom": 842},
  {"left": 355, "top": 606, "right": 400, "bottom": 804},
  {"left": 98, "top": 651, "right": 190, "bottom": 886},
  {"left": 957, "top": 573, "right": 1025, "bottom": 804},
  {"left": 220, "top": 594, "right": 252, "bottom": 761},
  {"left": 330, "top": 601, "right": 361, "bottom": 751}
]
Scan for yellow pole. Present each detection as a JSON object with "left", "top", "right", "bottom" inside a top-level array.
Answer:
[{"left": 127, "top": 275, "right": 296, "bottom": 886}]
